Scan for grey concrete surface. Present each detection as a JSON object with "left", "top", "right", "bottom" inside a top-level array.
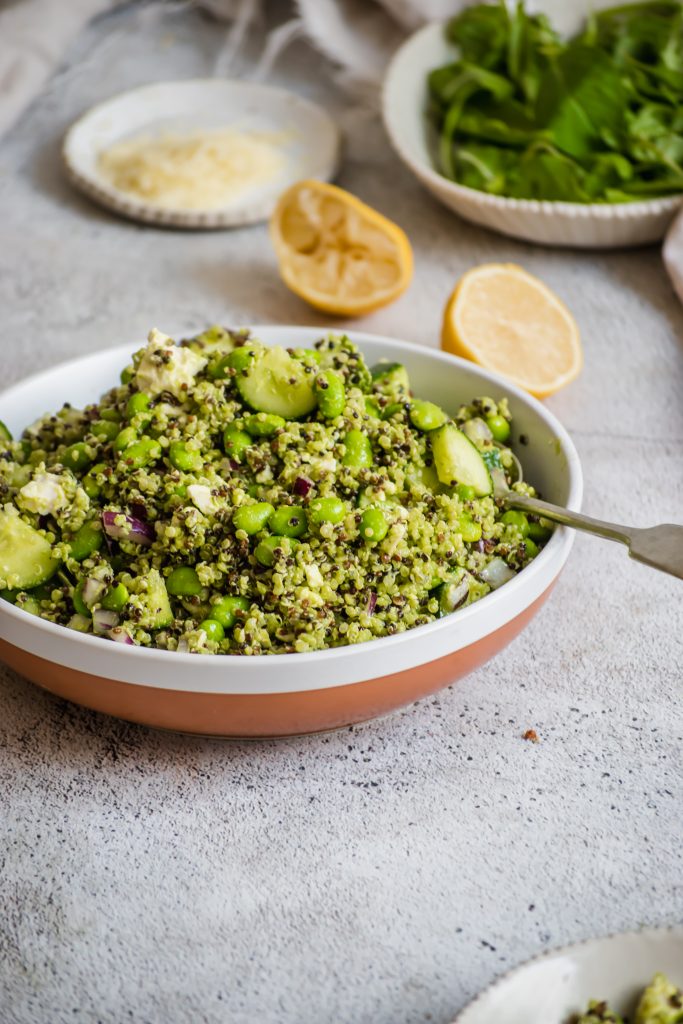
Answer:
[{"left": 0, "top": 5, "right": 681, "bottom": 1024}]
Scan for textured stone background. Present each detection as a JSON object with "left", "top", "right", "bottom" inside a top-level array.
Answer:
[{"left": 0, "top": 5, "right": 681, "bottom": 1023}]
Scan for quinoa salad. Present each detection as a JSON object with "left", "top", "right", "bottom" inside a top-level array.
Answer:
[{"left": 0, "top": 328, "right": 551, "bottom": 655}]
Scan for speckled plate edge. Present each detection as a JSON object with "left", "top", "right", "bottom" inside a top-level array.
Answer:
[
  {"left": 452, "top": 925, "right": 683, "bottom": 1023},
  {"left": 62, "top": 79, "right": 340, "bottom": 229}
]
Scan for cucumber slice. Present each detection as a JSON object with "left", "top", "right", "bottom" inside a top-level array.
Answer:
[
  {"left": 235, "top": 347, "right": 317, "bottom": 420},
  {"left": 130, "top": 568, "right": 172, "bottom": 629},
  {"left": 370, "top": 361, "right": 410, "bottom": 394},
  {"left": 430, "top": 424, "right": 493, "bottom": 497},
  {"left": 0, "top": 505, "right": 59, "bottom": 590}
]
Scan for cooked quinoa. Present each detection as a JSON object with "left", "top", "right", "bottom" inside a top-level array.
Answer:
[{"left": 0, "top": 328, "right": 552, "bottom": 655}]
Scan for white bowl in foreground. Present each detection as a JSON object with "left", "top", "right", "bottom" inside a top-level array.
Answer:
[
  {"left": 382, "top": 22, "right": 682, "bottom": 249},
  {"left": 0, "top": 327, "right": 581, "bottom": 736},
  {"left": 63, "top": 80, "right": 339, "bottom": 229},
  {"left": 454, "top": 927, "right": 683, "bottom": 1023}
]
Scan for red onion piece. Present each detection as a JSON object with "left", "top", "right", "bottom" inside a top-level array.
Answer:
[
  {"left": 102, "top": 510, "right": 154, "bottom": 545},
  {"left": 110, "top": 626, "right": 134, "bottom": 645},
  {"left": 365, "top": 591, "right": 377, "bottom": 614},
  {"left": 293, "top": 476, "right": 313, "bottom": 498},
  {"left": 82, "top": 577, "right": 106, "bottom": 608},
  {"left": 92, "top": 608, "right": 119, "bottom": 634}
]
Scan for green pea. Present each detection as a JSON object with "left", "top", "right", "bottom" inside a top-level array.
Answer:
[
  {"left": 254, "top": 535, "right": 295, "bottom": 567},
  {"left": 359, "top": 508, "right": 389, "bottom": 543},
  {"left": 486, "top": 414, "right": 511, "bottom": 443},
  {"left": 199, "top": 619, "right": 225, "bottom": 643},
  {"left": 269, "top": 505, "right": 308, "bottom": 538},
  {"left": 83, "top": 463, "right": 107, "bottom": 499},
  {"left": 90, "top": 419, "right": 120, "bottom": 442},
  {"left": 126, "top": 392, "right": 151, "bottom": 420},
  {"left": 210, "top": 595, "right": 250, "bottom": 629},
  {"left": 113, "top": 427, "right": 138, "bottom": 452},
  {"left": 524, "top": 538, "right": 540, "bottom": 558},
  {"left": 120, "top": 365, "right": 134, "bottom": 385},
  {"left": 233, "top": 502, "right": 274, "bottom": 535},
  {"left": 102, "top": 582, "right": 129, "bottom": 612},
  {"left": 458, "top": 515, "right": 482, "bottom": 543},
  {"left": 68, "top": 521, "right": 103, "bottom": 561},
  {"left": 121, "top": 437, "right": 161, "bottom": 469},
  {"left": 409, "top": 400, "right": 448, "bottom": 432},
  {"left": 456, "top": 483, "right": 477, "bottom": 502},
  {"left": 62, "top": 442, "right": 93, "bottom": 474},
  {"left": 72, "top": 581, "right": 89, "bottom": 617},
  {"left": 528, "top": 520, "right": 552, "bottom": 543},
  {"left": 244, "top": 413, "right": 285, "bottom": 437},
  {"left": 166, "top": 565, "right": 202, "bottom": 597},
  {"left": 223, "top": 426, "right": 252, "bottom": 461},
  {"left": 169, "top": 441, "right": 203, "bottom": 472},
  {"left": 342, "top": 430, "right": 373, "bottom": 469},
  {"left": 308, "top": 496, "right": 347, "bottom": 526},
  {"left": 501, "top": 510, "right": 529, "bottom": 537},
  {"left": 227, "top": 348, "right": 257, "bottom": 373},
  {"left": 209, "top": 355, "right": 233, "bottom": 380},
  {"left": 315, "top": 371, "right": 346, "bottom": 419}
]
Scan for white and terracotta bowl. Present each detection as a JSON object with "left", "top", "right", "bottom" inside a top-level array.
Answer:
[
  {"left": 0, "top": 327, "right": 582, "bottom": 737},
  {"left": 382, "top": 22, "right": 683, "bottom": 249}
]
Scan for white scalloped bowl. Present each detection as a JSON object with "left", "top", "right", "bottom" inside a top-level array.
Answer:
[
  {"left": 382, "top": 22, "right": 683, "bottom": 249},
  {"left": 0, "top": 327, "right": 581, "bottom": 737},
  {"left": 454, "top": 927, "right": 683, "bottom": 1023}
]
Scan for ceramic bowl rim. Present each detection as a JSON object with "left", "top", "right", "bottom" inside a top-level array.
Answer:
[
  {"left": 0, "top": 326, "right": 582, "bottom": 677},
  {"left": 382, "top": 22, "right": 683, "bottom": 221},
  {"left": 452, "top": 924, "right": 683, "bottom": 1022}
]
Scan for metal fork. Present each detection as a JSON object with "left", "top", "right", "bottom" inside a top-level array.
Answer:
[{"left": 503, "top": 492, "right": 683, "bottom": 581}]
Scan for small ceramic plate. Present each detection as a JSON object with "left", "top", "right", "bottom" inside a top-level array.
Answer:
[
  {"left": 62, "top": 79, "right": 340, "bottom": 229},
  {"left": 454, "top": 927, "right": 683, "bottom": 1023}
]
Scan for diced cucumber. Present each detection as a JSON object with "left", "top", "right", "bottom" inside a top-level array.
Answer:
[
  {"left": 0, "top": 506, "right": 59, "bottom": 590},
  {"left": 430, "top": 424, "right": 492, "bottom": 497},
  {"left": 129, "top": 568, "right": 172, "bottom": 629},
  {"left": 235, "top": 347, "right": 317, "bottom": 420},
  {"left": 0, "top": 420, "right": 12, "bottom": 443},
  {"left": 370, "top": 361, "right": 410, "bottom": 394}
]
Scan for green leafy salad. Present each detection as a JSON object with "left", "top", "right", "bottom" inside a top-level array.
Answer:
[{"left": 427, "top": 1, "right": 683, "bottom": 203}]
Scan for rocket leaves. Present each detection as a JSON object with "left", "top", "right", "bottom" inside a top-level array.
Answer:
[{"left": 428, "top": 1, "right": 683, "bottom": 202}]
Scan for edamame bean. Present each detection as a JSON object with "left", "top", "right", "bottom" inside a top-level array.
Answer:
[
  {"left": 364, "top": 398, "right": 382, "bottom": 419},
  {"left": 456, "top": 483, "right": 477, "bottom": 502},
  {"left": 113, "top": 427, "right": 138, "bottom": 452},
  {"left": 254, "top": 535, "right": 295, "bottom": 567},
  {"left": 409, "top": 400, "right": 447, "bottom": 432},
  {"left": 359, "top": 508, "right": 388, "bottom": 543},
  {"left": 99, "top": 408, "right": 121, "bottom": 423},
  {"left": 223, "top": 426, "right": 252, "bottom": 461},
  {"left": 120, "top": 365, "right": 134, "bottom": 384},
  {"left": 458, "top": 515, "right": 482, "bottom": 543},
  {"left": 82, "top": 463, "right": 107, "bottom": 499},
  {"left": 166, "top": 566, "right": 202, "bottom": 597},
  {"left": 227, "top": 348, "right": 257, "bottom": 373},
  {"left": 169, "top": 442, "right": 203, "bottom": 472},
  {"left": 314, "top": 371, "right": 345, "bottom": 419},
  {"left": 309, "top": 496, "right": 346, "bottom": 526},
  {"left": 102, "top": 582, "right": 129, "bottom": 612},
  {"left": 90, "top": 419, "right": 120, "bottom": 442},
  {"left": 209, "top": 355, "right": 233, "bottom": 380},
  {"left": 486, "top": 414, "right": 510, "bottom": 443},
  {"left": 62, "top": 442, "right": 93, "bottom": 474},
  {"left": 233, "top": 502, "right": 274, "bottom": 535},
  {"left": 523, "top": 538, "right": 539, "bottom": 558},
  {"left": 199, "top": 619, "right": 225, "bottom": 643},
  {"left": 269, "top": 505, "right": 307, "bottom": 538},
  {"left": 69, "top": 521, "right": 103, "bottom": 561},
  {"left": 528, "top": 520, "right": 552, "bottom": 543},
  {"left": 500, "top": 510, "right": 529, "bottom": 537},
  {"left": 210, "top": 595, "right": 250, "bottom": 629},
  {"left": 244, "top": 413, "right": 285, "bottom": 437},
  {"left": 122, "top": 438, "right": 161, "bottom": 469},
  {"left": 342, "top": 430, "right": 373, "bottom": 469},
  {"left": 126, "top": 392, "right": 151, "bottom": 420}
]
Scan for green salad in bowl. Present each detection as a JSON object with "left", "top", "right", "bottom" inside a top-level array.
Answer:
[
  {"left": 572, "top": 972, "right": 683, "bottom": 1023},
  {"left": 0, "top": 328, "right": 550, "bottom": 656}
]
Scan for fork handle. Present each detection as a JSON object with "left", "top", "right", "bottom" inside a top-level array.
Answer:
[{"left": 502, "top": 492, "right": 633, "bottom": 547}]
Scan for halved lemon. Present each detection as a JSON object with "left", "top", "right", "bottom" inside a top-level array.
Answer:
[
  {"left": 270, "top": 180, "right": 413, "bottom": 316},
  {"left": 441, "top": 263, "right": 583, "bottom": 398}
]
